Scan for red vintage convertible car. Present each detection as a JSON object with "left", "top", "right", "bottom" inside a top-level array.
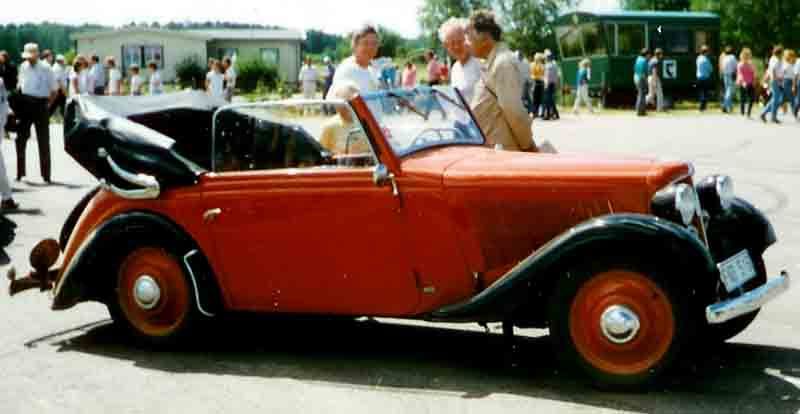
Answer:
[{"left": 8, "top": 88, "right": 790, "bottom": 388}]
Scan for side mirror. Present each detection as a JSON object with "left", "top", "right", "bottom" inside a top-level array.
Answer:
[{"left": 373, "top": 164, "right": 399, "bottom": 197}]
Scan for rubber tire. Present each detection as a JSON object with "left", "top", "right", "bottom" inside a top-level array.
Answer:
[
  {"left": 548, "top": 257, "right": 694, "bottom": 390},
  {"left": 704, "top": 257, "right": 766, "bottom": 344},
  {"left": 106, "top": 245, "right": 200, "bottom": 347}
]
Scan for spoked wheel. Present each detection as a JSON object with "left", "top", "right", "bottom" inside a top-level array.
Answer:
[
  {"left": 550, "top": 262, "right": 692, "bottom": 389},
  {"left": 112, "top": 246, "right": 197, "bottom": 345}
]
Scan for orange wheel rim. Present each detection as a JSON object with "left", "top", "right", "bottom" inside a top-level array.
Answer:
[
  {"left": 117, "top": 247, "right": 189, "bottom": 337},
  {"left": 569, "top": 270, "right": 675, "bottom": 376}
]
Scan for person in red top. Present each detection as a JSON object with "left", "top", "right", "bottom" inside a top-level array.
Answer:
[
  {"left": 736, "top": 47, "right": 756, "bottom": 118},
  {"left": 425, "top": 50, "right": 443, "bottom": 86}
]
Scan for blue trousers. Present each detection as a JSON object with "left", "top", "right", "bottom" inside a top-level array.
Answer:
[
  {"left": 761, "top": 80, "right": 784, "bottom": 121},
  {"left": 723, "top": 74, "right": 736, "bottom": 112}
]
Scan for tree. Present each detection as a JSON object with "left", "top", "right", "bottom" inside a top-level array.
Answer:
[
  {"left": 690, "top": 0, "right": 800, "bottom": 58},
  {"left": 621, "top": 0, "right": 690, "bottom": 10},
  {"left": 495, "top": 0, "right": 573, "bottom": 57},
  {"left": 418, "top": 0, "right": 491, "bottom": 45},
  {"left": 377, "top": 26, "right": 404, "bottom": 58}
]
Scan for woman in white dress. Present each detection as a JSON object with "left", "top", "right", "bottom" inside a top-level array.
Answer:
[{"left": 128, "top": 65, "right": 143, "bottom": 96}]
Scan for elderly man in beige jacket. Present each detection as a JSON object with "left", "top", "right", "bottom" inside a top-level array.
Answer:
[{"left": 466, "top": 10, "right": 537, "bottom": 152}]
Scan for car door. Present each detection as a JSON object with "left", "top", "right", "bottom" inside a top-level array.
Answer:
[{"left": 200, "top": 102, "right": 420, "bottom": 316}]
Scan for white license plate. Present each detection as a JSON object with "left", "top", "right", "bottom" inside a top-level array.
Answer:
[{"left": 718, "top": 250, "right": 757, "bottom": 292}]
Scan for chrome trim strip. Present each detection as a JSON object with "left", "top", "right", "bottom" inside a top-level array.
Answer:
[
  {"left": 97, "top": 148, "right": 160, "bottom": 200},
  {"left": 706, "top": 271, "right": 790, "bottom": 324},
  {"left": 183, "top": 250, "right": 216, "bottom": 318}
]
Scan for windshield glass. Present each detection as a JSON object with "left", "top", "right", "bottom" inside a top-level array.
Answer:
[{"left": 359, "top": 86, "right": 485, "bottom": 157}]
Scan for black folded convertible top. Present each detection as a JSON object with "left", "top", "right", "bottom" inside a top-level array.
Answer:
[{"left": 64, "top": 91, "right": 227, "bottom": 189}]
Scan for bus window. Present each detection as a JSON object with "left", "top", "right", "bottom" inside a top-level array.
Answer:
[
  {"left": 651, "top": 27, "right": 690, "bottom": 54},
  {"left": 695, "top": 30, "right": 717, "bottom": 53},
  {"left": 581, "top": 23, "right": 608, "bottom": 56},
  {"left": 617, "top": 24, "right": 646, "bottom": 56},
  {"left": 557, "top": 25, "right": 584, "bottom": 58}
]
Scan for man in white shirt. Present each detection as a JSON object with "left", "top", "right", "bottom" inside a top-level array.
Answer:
[
  {"left": 721, "top": 46, "right": 738, "bottom": 113},
  {"left": 16, "top": 43, "right": 57, "bottom": 182},
  {"left": 331, "top": 25, "right": 380, "bottom": 95},
  {"left": 89, "top": 55, "right": 107, "bottom": 95},
  {"left": 298, "top": 57, "right": 319, "bottom": 99},
  {"left": 439, "top": 18, "right": 481, "bottom": 108},
  {"left": 49, "top": 54, "right": 68, "bottom": 117}
]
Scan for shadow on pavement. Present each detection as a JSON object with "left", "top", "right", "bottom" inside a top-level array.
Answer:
[
  {"left": 23, "top": 180, "right": 87, "bottom": 190},
  {"left": 2, "top": 207, "right": 44, "bottom": 216},
  {"left": 32, "top": 314, "right": 800, "bottom": 413}
]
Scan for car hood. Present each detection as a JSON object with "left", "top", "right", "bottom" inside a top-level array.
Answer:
[
  {"left": 402, "top": 146, "right": 693, "bottom": 274},
  {"left": 402, "top": 146, "right": 691, "bottom": 191}
]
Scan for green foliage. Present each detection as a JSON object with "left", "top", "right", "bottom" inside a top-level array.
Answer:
[
  {"left": 418, "top": 0, "right": 491, "bottom": 44},
  {"left": 377, "top": 26, "right": 404, "bottom": 58},
  {"left": 63, "top": 49, "right": 77, "bottom": 65},
  {"left": 236, "top": 58, "right": 279, "bottom": 93},
  {"left": 174, "top": 55, "right": 206, "bottom": 89},
  {"left": 0, "top": 23, "right": 106, "bottom": 64},
  {"left": 305, "top": 30, "right": 343, "bottom": 55},
  {"left": 689, "top": 0, "right": 800, "bottom": 57}
]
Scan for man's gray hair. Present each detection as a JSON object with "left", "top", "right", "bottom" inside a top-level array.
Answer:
[{"left": 438, "top": 17, "right": 469, "bottom": 43}]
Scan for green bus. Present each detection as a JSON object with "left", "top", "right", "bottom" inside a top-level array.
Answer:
[{"left": 553, "top": 11, "right": 721, "bottom": 106}]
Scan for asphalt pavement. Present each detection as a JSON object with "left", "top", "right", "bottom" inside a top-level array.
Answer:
[{"left": 0, "top": 111, "right": 799, "bottom": 414}]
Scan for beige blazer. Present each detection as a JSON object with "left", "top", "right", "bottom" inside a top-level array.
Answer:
[{"left": 471, "top": 43, "right": 536, "bottom": 152}]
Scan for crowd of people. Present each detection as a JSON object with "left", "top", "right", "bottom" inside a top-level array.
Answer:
[
  {"left": 634, "top": 43, "right": 799, "bottom": 122},
  {"left": 317, "top": 11, "right": 540, "bottom": 154}
]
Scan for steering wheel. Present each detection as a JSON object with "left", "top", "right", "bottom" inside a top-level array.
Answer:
[{"left": 411, "top": 128, "right": 446, "bottom": 148}]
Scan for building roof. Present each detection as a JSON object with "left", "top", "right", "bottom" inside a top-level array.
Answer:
[
  {"left": 72, "top": 28, "right": 304, "bottom": 42},
  {"left": 187, "top": 29, "right": 304, "bottom": 41}
]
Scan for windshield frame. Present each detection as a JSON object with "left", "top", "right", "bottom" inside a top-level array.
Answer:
[{"left": 358, "top": 86, "right": 487, "bottom": 159}]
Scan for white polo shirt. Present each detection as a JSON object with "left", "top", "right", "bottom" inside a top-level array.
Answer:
[
  {"left": 331, "top": 56, "right": 378, "bottom": 94},
  {"left": 19, "top": 60, "right": 57, "bottom": 98},
  {"left": 451, "top": 56, "right": 481, "bottom": 105}
]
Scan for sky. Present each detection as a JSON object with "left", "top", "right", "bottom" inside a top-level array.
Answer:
[{"left": 0, "top": 0, "right": 621, "bottom": 39}]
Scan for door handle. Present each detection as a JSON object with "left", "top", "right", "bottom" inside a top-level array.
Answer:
[{"left": 203, "top": 208, "right": 222, "bottom": 224}]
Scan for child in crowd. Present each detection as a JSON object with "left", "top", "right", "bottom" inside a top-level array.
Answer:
[
  {"left": 148, "top": 62, "right": 163, "bottom": 95},
  {"left": 0, "top": 77, "right": 19, "bottom": 210},
  {"left": 128, "top": 65, "right": 143, "bottom": 96},
  {"left": 319, "top": 81, "right": 370, "bottom": 156},
  {"left": 206, "top": 61, "right": 225, "bottom": 99}
]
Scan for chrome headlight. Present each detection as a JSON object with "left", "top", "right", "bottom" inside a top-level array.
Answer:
[
  {"left": 696, "top": 175, "right": 735, "bottom": 213},
  {"left": 675, "top": 184, "right": 698, "bottom": 225},
  {"left": 652, "top": 183, "right": 699, "bottom": 226}
]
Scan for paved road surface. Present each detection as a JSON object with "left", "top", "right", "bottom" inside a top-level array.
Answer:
[{"left": 0, "top": 112, "right": 798, "bottom": 413}]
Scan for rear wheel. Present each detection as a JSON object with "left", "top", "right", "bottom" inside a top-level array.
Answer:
[
  {"left": 109, "top": 246, "right": 198, "bottom": 345},
  {"left": 549, "top": 260, "right": 693, "bottom": 389}
]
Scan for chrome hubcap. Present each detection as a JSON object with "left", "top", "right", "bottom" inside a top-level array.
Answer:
[
  {"left": 600, "top": 305, "right": 641, "bottom": 344},
  {"left": 133, "top": 275, "right": 160, "bottom": 310}
]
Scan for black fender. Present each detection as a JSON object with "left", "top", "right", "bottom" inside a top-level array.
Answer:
[
  {"left": 430, "top": 213, "right": 716, "bottom": 322},
  {"left": 52, "top": 211, "right": 223, "bottom": 315},
  {"left": 58, "top": 185, "right": 101, "bottom": 251},
  {"left": 705, "top": 197, "right": 777, "bottom": 264}
]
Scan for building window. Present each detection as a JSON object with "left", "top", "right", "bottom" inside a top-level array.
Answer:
[
  {"left": 260, "top": 48, "right": 280, "bottom": 66},
  {"left": 617, "top": 24, "right": 645, "bottom": 56},
  {"left": 122, "top": 44, "right": 164, "bottom": 72}
]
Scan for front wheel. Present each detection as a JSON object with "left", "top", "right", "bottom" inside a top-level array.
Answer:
[
  {"left": 108, "top": 246, "right": 199, "bottom": 346},
  {"left": 548, "top": 260, "right": 693, "bottom": 389}
]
